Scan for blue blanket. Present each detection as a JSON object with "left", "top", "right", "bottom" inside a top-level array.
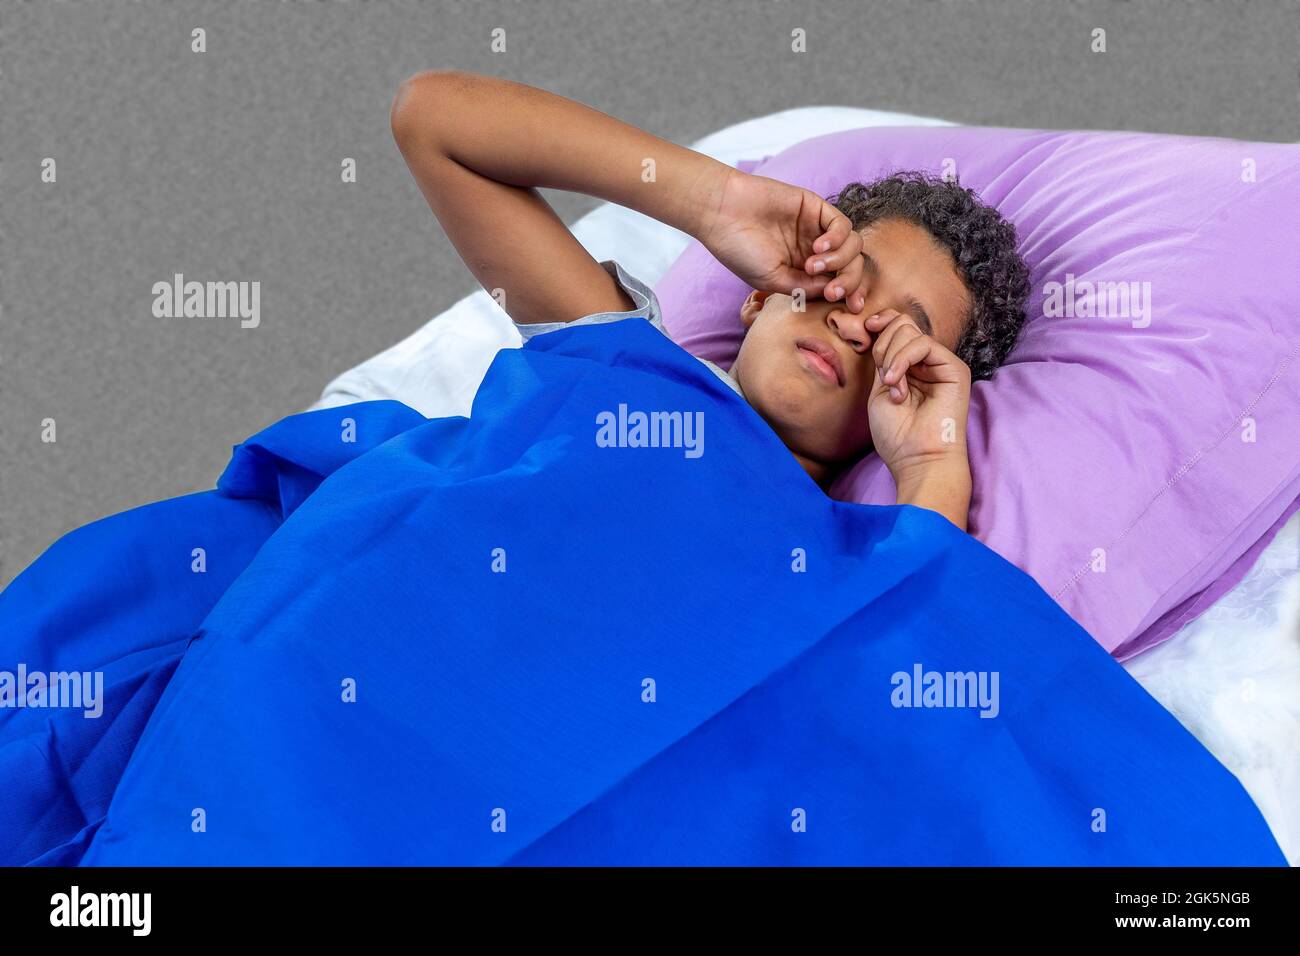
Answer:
[{"left": 0, "top": 319, "right": 1284, "bottom": 865}]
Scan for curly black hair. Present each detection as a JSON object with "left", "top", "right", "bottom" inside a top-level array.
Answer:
[{"left": 829, "top": 171, "right": 1030, "bottom": 382}]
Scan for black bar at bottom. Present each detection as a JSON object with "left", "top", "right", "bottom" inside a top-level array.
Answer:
[{"left": 0, "top": 865, "right": 1294, "bottom": 940}]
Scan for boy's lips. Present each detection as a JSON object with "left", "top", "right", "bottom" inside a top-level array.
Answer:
[{"left": 795, "top": 337, "right": 845, "bottom": 387}]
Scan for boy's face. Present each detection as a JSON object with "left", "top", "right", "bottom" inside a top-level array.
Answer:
[{"left": 731, "top": 218, "right": 971, "bottom": 469}]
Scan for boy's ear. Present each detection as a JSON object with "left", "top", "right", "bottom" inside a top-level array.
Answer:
[{"left": 740, "top": 290, "right": 772, "bottom": 329}]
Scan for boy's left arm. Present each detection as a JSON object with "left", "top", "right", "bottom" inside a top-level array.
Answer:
[{"left": 861, "top": 309, "right": 974, "bottom": 531}]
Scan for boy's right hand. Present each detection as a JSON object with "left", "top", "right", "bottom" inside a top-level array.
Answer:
[{"left": 695, "top": 168, "right": 869, "bottom": 313}]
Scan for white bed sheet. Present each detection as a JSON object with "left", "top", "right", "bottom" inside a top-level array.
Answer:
[
  {"left": 312, "top": 107, "right": 1299, "bottom": 864},
  {"left": 1124, "top": 511, "right": 1300, "bottom": 864}
]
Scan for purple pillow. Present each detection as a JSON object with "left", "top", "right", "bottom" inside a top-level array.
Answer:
[{"left": 658, "top": 126, "right": 1300, "bottom": 658}]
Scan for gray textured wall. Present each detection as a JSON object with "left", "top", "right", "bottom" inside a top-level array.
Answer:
[{"left": 4, "top": 0, "right": 1298, "bottom": 584}]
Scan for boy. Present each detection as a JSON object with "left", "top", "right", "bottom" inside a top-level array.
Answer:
[{"left": 389, "top": 71, "right": 1030, "bottom": 530}]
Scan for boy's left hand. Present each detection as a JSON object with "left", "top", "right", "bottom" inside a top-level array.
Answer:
[
  {"left": 696, "top": 168, "right": 869, "bottom": 312},
  {"left": 862, "top": 309, "right": 973, "bottom": 483}
]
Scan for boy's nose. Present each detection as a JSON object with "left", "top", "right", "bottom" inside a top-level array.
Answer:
[{"left": 825, "top": 310, "right": 870, "bottom": 353}]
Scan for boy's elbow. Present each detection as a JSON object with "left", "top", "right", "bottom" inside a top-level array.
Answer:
[
  {"left": 390, "top": 70, "right": 476, "bottom": 153},
  {"left": 389, "top": 72, "right": 435, "bottom": 151}
]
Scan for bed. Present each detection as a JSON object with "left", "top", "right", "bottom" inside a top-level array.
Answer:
[{"left": 312, "top": 107, "right": 1300, "bottom": 864}]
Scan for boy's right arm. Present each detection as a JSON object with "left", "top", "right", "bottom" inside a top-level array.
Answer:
[{"left": 389, "top": 70, "right": 871, "bottom": 326}]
